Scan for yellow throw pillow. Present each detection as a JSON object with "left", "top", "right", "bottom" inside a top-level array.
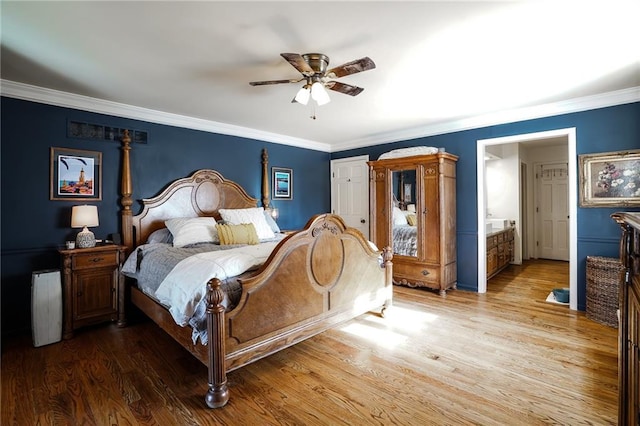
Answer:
[
  {"left": 216, "top": 223, "right": 259, "bottom": 245},
  {"left": 406, "top": 214, "right": 417, "bottom": 226}
]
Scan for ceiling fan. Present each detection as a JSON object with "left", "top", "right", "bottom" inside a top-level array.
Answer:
[{"left": 249, "top": 53, "right": 376, "bottom": 107}]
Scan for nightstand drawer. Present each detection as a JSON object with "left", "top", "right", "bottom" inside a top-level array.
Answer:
[{"left": 73, "top": 251, "right": 118, "bottom": 270}]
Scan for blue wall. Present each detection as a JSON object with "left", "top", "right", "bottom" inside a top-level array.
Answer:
[
  {"left": 3, "top": 97, "right": 638, "bottom": 336},
  {"left": 1, "top": 97, "right": 330, "bottom": 335},
  {"left": 332, "top": 102, "right": 640, "bottom": 309}
]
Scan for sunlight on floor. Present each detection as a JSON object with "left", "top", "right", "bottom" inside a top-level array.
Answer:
[{"left": 339, "top": 306, "right": 439, "bottom": 348}]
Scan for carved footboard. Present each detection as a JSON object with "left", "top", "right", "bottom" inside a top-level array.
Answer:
[
  {"left": 117, "top": 135, "right": 392, "bottom": 408},
  {"left": 205, "top": 214, "right": 393, "bottom": 408}
]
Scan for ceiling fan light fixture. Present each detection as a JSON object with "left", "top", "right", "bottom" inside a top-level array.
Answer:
[
  {"left": 311, "top": 81, "right": 330, "bottom": 106},
  {"left": 294, "top": 85, "right": 310, "bottom": 105},
  {"left": 250, "top": 52, "right": 375, "bottom": 109}
]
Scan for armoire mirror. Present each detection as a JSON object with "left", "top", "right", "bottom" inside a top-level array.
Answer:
[{"left": 391, "top": 169, "right": 418, "bottom": 258}]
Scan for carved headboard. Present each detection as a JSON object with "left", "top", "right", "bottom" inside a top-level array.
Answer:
[{"left": 119, "top": 131, "right": 271, "bottom": 252}]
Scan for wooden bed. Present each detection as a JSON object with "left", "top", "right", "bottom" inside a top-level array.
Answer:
[{"left": 116, "top": 131, "right": 393, "bottom": 408}]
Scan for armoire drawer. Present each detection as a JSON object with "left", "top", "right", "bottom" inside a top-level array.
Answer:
[{"left": 393, "top": 262, "right": 440, "bottom": 285}]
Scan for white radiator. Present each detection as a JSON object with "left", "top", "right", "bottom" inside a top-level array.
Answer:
[{"left": 31, "top": 269, "right": 62, "bottom": 347}]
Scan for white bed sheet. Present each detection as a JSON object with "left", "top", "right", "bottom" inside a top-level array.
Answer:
[{"left": 155, "top": 241, "right": 280, "bottom": 326}]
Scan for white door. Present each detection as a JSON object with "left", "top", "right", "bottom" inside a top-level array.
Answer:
[
  {"left": 536, "top": 163, "right": 569, "bottom": 261},
  {"left": 330, "top": 156, "right": 369, "bottom": 239}
]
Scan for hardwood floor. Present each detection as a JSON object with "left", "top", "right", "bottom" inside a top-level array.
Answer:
[{"left": 2, "top": 260, "right": 618, "bottom": 425}]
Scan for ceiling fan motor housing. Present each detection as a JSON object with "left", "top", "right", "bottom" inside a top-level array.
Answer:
[{"left": 302, "top": 53, "right": 329, "bottom": 75}]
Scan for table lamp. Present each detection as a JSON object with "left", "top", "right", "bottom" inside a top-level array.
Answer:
[{"left": 71, "top": 205, "right": 99, "bottom": 248}]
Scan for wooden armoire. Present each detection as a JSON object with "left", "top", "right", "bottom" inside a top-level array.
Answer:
[{"left": 368, "top": 152, "right": 458, "bottom": 296}]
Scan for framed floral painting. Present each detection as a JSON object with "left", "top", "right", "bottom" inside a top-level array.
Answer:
[{"left": 579, "top": 149, "right": 640, "bottom": 207}]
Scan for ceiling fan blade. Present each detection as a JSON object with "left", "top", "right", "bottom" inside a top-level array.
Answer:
[
  {"left": 249, "top": 78, "right": 300, "bottom": 86},
  {"left": 326, "top": 57, "right": 376, "bottom": 79},
  {"left": 325, "top": 81, "right": 364, "bottom": 97},
  {"left": 280, "top": 53, "right": 314, "bottom": 75}
]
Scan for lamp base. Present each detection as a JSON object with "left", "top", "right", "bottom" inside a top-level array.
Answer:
[{"left": 76, "top": 227, "right": 96, "bottom": 248}]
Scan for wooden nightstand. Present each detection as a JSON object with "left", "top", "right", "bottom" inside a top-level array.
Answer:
[{"left": 59, "top": 244, "right": 126, "bottom": 339}]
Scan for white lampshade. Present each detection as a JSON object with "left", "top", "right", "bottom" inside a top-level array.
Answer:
[
  {"left": 311, "top": 82, "right": 330, "bottom": 106},
  {"left": 407, "top": 204, "right": 416, "bottom": 213},
  {"left": 294, "top": 86, "right": 311, "bottom": 105},
  {"left": 71, "top": 205, "right": 99, "bottom": 228},
  {"left": 71, "top": 205, "right": 99, "bottom": 248}
]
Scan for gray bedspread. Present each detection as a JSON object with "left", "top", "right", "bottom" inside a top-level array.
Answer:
[
  {"left": 122, "top": 242, "right": 246, "bottom": 298},
  {"left": 393, "top": 225, "right": 417, "bottom": 257},
  {"left": 121, "top": 242, "right": 250, "bottom": 344}
]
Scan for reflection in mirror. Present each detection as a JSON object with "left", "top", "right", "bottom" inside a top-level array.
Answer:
[{"left": 391, "top": 170, "right": 418, "bottom": 258}]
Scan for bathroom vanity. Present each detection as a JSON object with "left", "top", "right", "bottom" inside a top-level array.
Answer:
[{"left": 486, "top": 226, "right": 515, "bottom": 279}]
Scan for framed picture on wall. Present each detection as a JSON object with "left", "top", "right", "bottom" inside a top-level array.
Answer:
[
  {"left": 50, "top": 147, "right": 102, "bottom": 201},
  {"left": 579, "top": 149, "right": 640, "bottom": 207},
  {"left": 272, "top": 167, "right": 293, "bottom": 200},
  {"left": 403, "top": 183, "right": 412, "bottom": 203}
]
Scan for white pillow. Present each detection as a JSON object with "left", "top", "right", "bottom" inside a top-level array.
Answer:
[
  {"left": 165, "top": 217, "right": 219, "bottom": 247},
  {"left": 219, "top": 207, "right": 275, "bottom": 240},
  {"left": 392, "top": 206, "right": 408, "bottom": 226}
]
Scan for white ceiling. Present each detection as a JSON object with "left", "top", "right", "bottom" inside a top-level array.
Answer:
[{"left": 2, "top": 1, "right": 639, "bottom": 152}]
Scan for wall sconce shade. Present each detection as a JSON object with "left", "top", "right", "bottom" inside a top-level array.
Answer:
[{"left": 71, "top": 205, "right": 99, "bottom": 248}]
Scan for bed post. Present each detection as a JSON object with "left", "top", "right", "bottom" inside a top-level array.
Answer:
[
  {"left": 261, "top": 148, "right": 270, "bottom": 209},
  {"left": 120, "top": 130, "right": 133, "bottom": 252},
  {"left": 205, "top": 278, "right": 229, "bottom": 408},
  {"left": 382, "top": 246, "right": 394, "bottom": 315}
]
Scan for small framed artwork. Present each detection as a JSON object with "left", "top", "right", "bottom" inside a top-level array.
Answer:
[
  {"left": 272, "top": 167, "right": 293, "bottom": 200},
  {"left": 579, "top": 149, "right": 640, "bottom": 207},
  {"left": 50, "top": 147, "right": 102, "bottom": 201},
  {"left": 403, "top": 183, "right": 412, "bottom": 203}
]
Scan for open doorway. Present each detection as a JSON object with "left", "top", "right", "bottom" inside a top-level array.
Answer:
[{"left": 476, "top": 128, "right": 578, "bottom": 310}]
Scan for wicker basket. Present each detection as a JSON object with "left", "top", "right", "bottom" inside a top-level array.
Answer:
[{"left": 586, "top": 256, "right": 623, "bottom": 328}]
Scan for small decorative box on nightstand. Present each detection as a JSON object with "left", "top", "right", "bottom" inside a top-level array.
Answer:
[{"left": 58, "top": 244, "right": 126, "bottom": 339}]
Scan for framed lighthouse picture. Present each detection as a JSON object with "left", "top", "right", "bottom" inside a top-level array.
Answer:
[{"left": 50, "top": 147, "right": 102, "bottom": 201}]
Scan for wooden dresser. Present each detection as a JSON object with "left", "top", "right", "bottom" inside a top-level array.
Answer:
[
  {"left": 487, "top": 227, "right": 514, "bottom": 279},
  {"left": 611, "top": 212, "right": 640, "bottom": 425}
]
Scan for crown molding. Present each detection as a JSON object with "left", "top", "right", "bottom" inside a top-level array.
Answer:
[
  {"left": 0, "top": 79, "right": 331, "bottom": 152},
  {"left": 332, "top": 86, "right": 640, "bottom": 152},
  {"left": 2, "top": 79, "right": 637, "bottom": 153}
]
